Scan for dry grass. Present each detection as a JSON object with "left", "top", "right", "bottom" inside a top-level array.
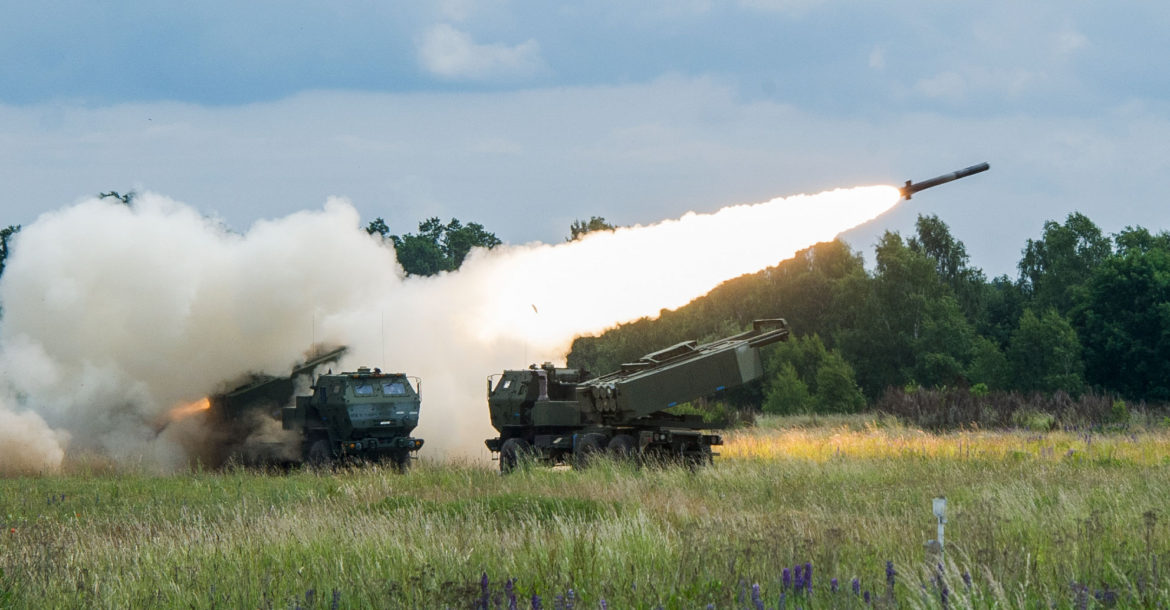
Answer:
[{"left": 2, "top": 416, "right": 1168, "bottom": 608}]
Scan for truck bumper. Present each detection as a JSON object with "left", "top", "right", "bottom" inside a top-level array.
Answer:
[{"left": 341, "top": 437, "right": 424, "bottom": 454}]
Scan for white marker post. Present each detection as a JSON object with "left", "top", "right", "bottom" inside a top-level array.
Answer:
[{"left": 932, "top": 496, "right": 947, "bottom": 559}]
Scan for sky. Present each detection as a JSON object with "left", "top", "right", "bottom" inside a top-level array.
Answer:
[{"left": 3, "top": 1, "right": 1169, "bottom": 277}]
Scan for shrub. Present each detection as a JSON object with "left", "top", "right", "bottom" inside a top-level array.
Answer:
[{"left": 763, "top": 362, "right": 811, "bottom": 414}]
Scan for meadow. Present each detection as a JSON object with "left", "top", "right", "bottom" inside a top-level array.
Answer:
[{"left": 2, "top": 414, "right": 1169, "bottom": 609}]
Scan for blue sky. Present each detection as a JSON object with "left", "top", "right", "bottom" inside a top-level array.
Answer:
[{"left": 3, "top": 1, "right": 1169, "bottom": 276}]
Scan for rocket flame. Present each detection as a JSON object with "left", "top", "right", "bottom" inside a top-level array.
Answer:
[{"left": 164, "top": 397, "right": 211, "bottom": 424}]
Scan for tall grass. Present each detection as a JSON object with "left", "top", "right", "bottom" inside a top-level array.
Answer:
[{"left": 2, "top": 417, "right": 1168, "bottom": 608}]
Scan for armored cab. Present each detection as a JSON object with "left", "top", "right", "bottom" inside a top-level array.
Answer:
[
  {"left": 485, "top": 318, "right": 789, "bottom": 471},
  {"left": 282, "top": 366, "right": 424, "bottom": 468}
]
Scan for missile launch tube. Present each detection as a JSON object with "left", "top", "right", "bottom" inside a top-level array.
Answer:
[{"left": 901, "top": 162, "right": 989, "bottom": 199}]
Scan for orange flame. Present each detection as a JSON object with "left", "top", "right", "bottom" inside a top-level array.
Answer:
[{"left": 165, "top": 397, "right": 210, "bottom": 423}]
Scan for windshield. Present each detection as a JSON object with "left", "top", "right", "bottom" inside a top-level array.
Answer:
[{"left": 382, "top": 381, "right": 411, "bottom": 396}]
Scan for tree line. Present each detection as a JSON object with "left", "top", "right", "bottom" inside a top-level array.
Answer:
[{"left": 566, "top": 212, "right": 1170, "bottom": 416}]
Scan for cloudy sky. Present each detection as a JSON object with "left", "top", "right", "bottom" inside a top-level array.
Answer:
[{"left": 3, "top": 1, "right": 1168, "bottom": 276}]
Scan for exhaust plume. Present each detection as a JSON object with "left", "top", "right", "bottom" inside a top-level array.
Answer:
[{"left": 0, "top": 185, "right": 900, "bottom": 472}]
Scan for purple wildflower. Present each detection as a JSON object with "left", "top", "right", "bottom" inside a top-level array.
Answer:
[
  {"left": 505, "top": 578, "right": 517, "bottom": 610},
  {"left": 566, "top": 588, "right": 575, "bottom": 610},
  {"left": 782, "top": 567, "right": 791, "bottom": 590},
  {"left": 480, "top": 573, "right": 490, "bottom": 610},
  {"left": 330, "top": 589, "right": 340, "bottom": 610},
  {"left": 852, "top": 577, "right": 860, "bottom": 595},
  {"left": 752, "top": 583, "right": 764, "bottom": 610},
  {"left": 830, "top": 578, "right": 838, "bottom": 593},
  {"left": 886, "top": 560, "right": 896, "bottom": 590},
  {"left": 805, "top": 563, "right": 812, "bottom": 594},
  {"left": 532, "top": 594, "right": 542, "bottom": 610},
  {"left": 962, "top": 571, "right": 972, "bottom": 589},
  {"left": 794, "top": 565, "right": 803, "bottom": 592},
  {"left": 864, "top": 590, "right": 871, "bottom": 604},
  {"left": 778, "top": 591, "right": 786, "bottom": 610},
  {"left": 600, "top": 600, "right": 607, "bottom": 610}
]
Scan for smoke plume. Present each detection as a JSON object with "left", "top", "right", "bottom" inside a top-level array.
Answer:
[{"left": 0, "top": 185, "right": 899, "bottom": 472}]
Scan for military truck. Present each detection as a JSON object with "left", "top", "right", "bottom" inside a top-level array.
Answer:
[
  {"left": 484, "top": 319, "right": 789, "bottom": 472},
  {"left": 208, "top": 346, "right": 423, "bottom": 469},
  {"left": 281, "top": 366, "right": 424, "bottom": 468}
]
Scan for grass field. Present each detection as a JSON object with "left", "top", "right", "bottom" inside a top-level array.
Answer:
[{"left": 2, "top": 414, "right": 1169, "bottom": 608}]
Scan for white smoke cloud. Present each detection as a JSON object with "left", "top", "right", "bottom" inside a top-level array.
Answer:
[
  {"left": 0, "top": 394, "right": 68, "bottom": 475},
  {"left": 0, "top": 185, "right": 899, "bottom": 471}
]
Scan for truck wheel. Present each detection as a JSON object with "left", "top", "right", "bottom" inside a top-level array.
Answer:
[
  {"left": 686, "top": 445, "right": 713, "bottom": 470},
  {"left": 306, "top": 438, "right": 333, "bottom": 468},
  {"left": 392, "top": 451, "right": 412, "bottom": 473},
  {"left": 499, "top": 438, "right": 532, "bottom": 474},
  {"left": 607, "top": 434, "right": 638, "bottom": 460},
  {"left": 572, "top": 433, "right": 607, "bottom": 469}
]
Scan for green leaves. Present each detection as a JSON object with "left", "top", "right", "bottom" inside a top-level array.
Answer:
[
  {"left": 1007, "top": 309, "right": 1085, "bottom": 395},
  {"left": 763, "top": 335, "right": 864, "bottom": 414},
  {"left": 0, "top": 224, "right": 19, "bottom": 279},
  {"left": 567, "top": 216, "right": 616, "bottom": 241},
  {"left": 367, "top": 216, "right": 502, "bottom": 277}
]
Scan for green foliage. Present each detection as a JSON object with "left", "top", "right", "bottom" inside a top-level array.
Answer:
[
  {"left": 1019, "top": 212, "right": 1111, "bottom": 314},
  {"left": 967, "top": 336, "right": 1011, "bottom": 390},
  {"left": 666, "top": 399, "right": 743, "bottom": 425},
  {"left": 763, "top": 335, "right": 863, "bottom": 414},
  {"left": 98, "top": 190, "right": 136, "bottom": 205},
  {"left": 837, "top": 227, "right": 979, "bottom": 396},
  {"left": 812, "top": 352, "right": 866, "bottom": 413},
  {"left": 365, "top": 217, "right": 389, "bottom": 238},
  {"left": 977, "top": 275, "right": 1027, "bottom": 348},
  {"left": 909, "top": 214, "right": 986, "bottom": 318},
  {"left": 0, "top": 224, "right": 19, "bottom": 279},
  {"left": 1111, "top": 399, "right": 1129, "bottom": 424},
  {"left": 762, "top": 362, "right": 809, "bottom": 414},
  {"left": 1077, "top": 226, "right": 1170, "bottom": 402},
  {"left": 1008, "top": 309, "right": 1085, "bottom": 395},
  {"left": 567, "top": 216, "right": 616, "bottom": 241},
  {"left": 1010, "top": 410, "right": 1057, "bottom": 431},
  {"left": 380, "top": 217, "right": 502, "bottom": 277},
  {"left": 911, "top": 295, "right": 976, "bottom": 388}
]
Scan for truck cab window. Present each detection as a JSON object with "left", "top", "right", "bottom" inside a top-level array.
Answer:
[{"left": 382, "top": 381, "right": 408, "bottom": 396}]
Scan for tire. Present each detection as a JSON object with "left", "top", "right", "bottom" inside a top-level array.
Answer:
[
  {"left": 606, "top": 434, "right": 638, "bottom": 460},
  {"left": 305, "top": 438, "right": 333, "bottom": 468},
  {"left": 572, "top": 433, "right": 608, "bottom": 469},
  {"left": 685, "top": 444, "right": 713, "bottom": 470},
  {"left": 391, "top": 450, "right": 412, "bottom": 472},
  {"left": 499, "top": 437, "right": 532, "bottom": 474}
]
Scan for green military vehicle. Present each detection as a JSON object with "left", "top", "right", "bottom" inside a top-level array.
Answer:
[
  {"left": 209, "top": 346, "right": 424, "bottom": 469},
  {"left": 484, "top": 319, "right": 789, "bottom": 472},
  {"left": 281, "top": 366, "right": 424, "bottom": 469}
]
